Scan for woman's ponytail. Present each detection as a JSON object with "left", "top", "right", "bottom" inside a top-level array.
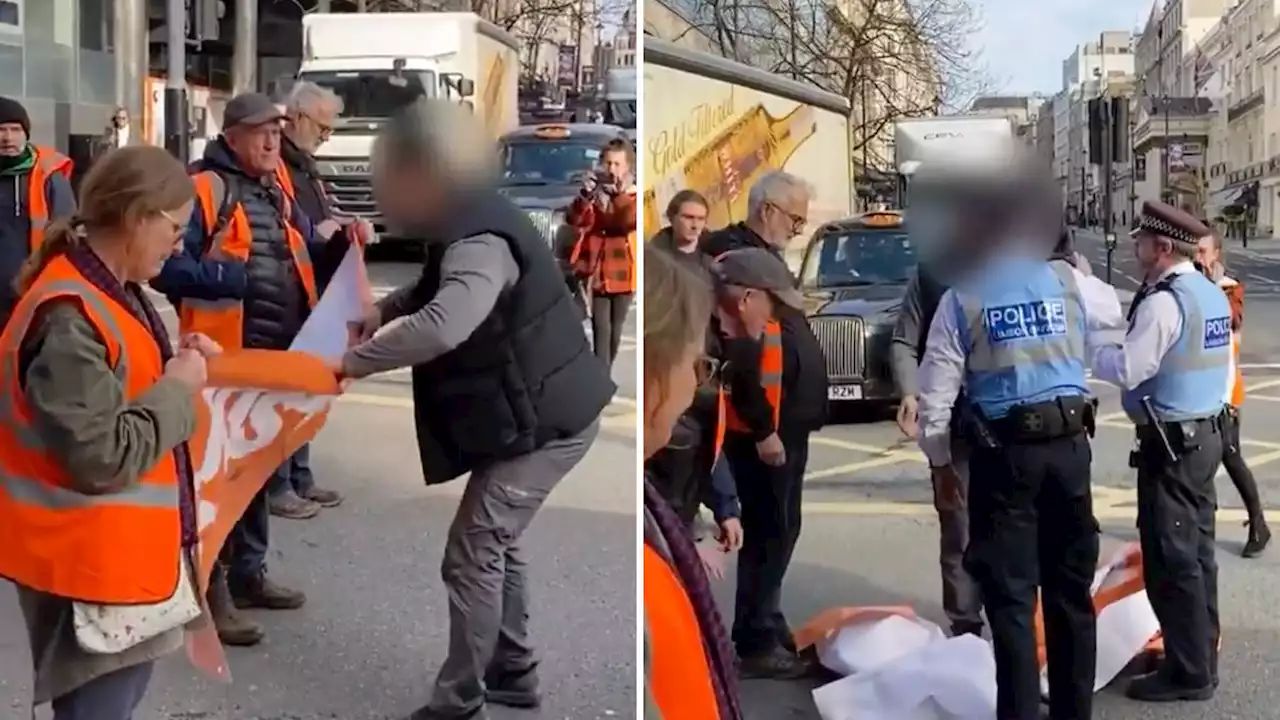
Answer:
[{"left": 15, "top": 217, "right": 84, "bottom": 295}]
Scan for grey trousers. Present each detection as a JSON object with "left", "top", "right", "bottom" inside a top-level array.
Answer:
[
  {"left": 50, "top": 661, "right": 153, "bottom": 720},
  {"left": 932, "top": 440, "right": 983, "bottom": 631},
  {"left": 427, "top": 420, "right": 599, "bottom": 716}
]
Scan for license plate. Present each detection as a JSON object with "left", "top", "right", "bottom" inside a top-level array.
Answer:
[{"left": 828, "top": 385, "right": 863, "bottom": 400}]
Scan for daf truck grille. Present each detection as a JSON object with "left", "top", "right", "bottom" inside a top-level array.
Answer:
[
  {"left": 808, "top": 316, "right": 866, "bottom": 380},
  {"left": 525, "top": 209, "right": 557, "bottom": 245}
]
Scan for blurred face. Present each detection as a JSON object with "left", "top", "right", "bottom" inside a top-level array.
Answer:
[
  {"left": 670, "top": 200, "right": 707, "bottom": 246},
  {"left": 601, "top": 149, "right": 629, "bottom": 181},
  {"left": 0, "top": 122, "right": 27, "bottom": 156},
  {"left": 757, "top": 193, "right": 809, "bottom": 247},
  {"left": 1196, "top": 235, "right": 1221, "bottom": 270},
  {"left": 716, "top": 284, "right": 774, "bottom": 339},
  {"left": 290, "top": 103, "right": 337, "bottom": 153},
  {"left": 643, "top": 339, "right": 705, "bottom": 459},
  {"left": 225, "top": 122, "right": 282, "bottom": 176},
  {"left": 372, "top": 145, "right": 441, "bottom": 230},
  {"left": 125, "top": 202, "right": 193, "bottom": 282}
]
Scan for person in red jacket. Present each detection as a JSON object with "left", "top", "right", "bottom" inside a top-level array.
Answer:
[{"left": 567, "top": 138, "right": 637, "bottom": 369}]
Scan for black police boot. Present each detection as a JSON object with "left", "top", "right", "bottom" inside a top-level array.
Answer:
[
  {"left": 950, "top": 621, "right": 984, "bottom": 638},
  {"left": 1242, "top": 518, "right": 1271, "bottom": 558},
  {"left": 1124, "top": 668, "right": 1214, "bottom": 702},
  {"left": 484, "top": 663, "right": 541, "bottom": 708}
]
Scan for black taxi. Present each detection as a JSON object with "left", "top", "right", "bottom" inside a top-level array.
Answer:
[{"left": 798, "top": 210, "right": 916, "bottom": 405}]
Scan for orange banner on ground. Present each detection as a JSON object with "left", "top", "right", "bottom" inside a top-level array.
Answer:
[{"left": 181, "top": 349, "right": 344, "bottom": 680}]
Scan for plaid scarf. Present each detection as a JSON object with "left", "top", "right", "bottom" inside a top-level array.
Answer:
[
  {"left": 643, "top": 477, "right": 742, "bottom": 720},
  {"left": 67, "top": 245, "right": 199, "bottom": 548}
]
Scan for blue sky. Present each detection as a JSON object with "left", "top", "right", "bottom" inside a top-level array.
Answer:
[{"left": 971, "top": 0, "right": 1154, "bottom": 95}]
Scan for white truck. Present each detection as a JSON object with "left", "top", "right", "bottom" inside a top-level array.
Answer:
[
  {"left": 297, "top": 12, "right": 520, "bottom": 238},
  {"left": 602, "top": 67, "right": 636, "bottom": 141},
  {"left": 892, "top": 115, "right": 1016, "bottom": 206}
]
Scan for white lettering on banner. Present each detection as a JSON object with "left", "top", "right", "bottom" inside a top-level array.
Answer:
[
  {"left": 985, "top": 300, "right": 1068, "bottom": 344},
  {"left": 194, "top": 388, "right": 333, "bottom": 535},
  {"left": 1204, "top": 317, "right": 1231, "bottom": 350}
]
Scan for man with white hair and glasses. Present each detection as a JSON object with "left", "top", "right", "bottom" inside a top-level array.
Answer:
[{"left": 702, "top": 171, "right": 829, "bottom": 678}]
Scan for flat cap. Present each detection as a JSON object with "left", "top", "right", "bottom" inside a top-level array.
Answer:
[
  {"left": 223, "top": 92, "right": 285, "bottom": 129},
  {"left": 711, "top": 247, "right": 804, "bottom": 310},
  {"left": 1131, "top": 200, "right": 1211, "bottom": 248}
]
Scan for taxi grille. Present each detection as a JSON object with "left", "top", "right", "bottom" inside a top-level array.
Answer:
[
  {"left": 809, "top": 316, "right": 866, "bottom": 380},
  {"left": 525, "top": 209, "right": 557, "bottom": 245}
]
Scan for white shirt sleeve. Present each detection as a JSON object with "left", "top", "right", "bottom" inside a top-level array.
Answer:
[
  {"left": 916, "top": 290, "right": 967, "bottom": 467},
  {"left": 1092, "top": 290, "right": 1182, "bottom": 390},
  {"left": 1071, "top": 268, "right": 1126, "bottom": 357}
]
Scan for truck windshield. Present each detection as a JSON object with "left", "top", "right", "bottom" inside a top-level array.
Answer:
[
  {"left": 299, "top": 70, "right": 435, "bottom": 118},
  {"left": 500, "top": 141, "right": 601, "bottom": 184},
  {"left": 605, "top": 100, "right": 636, "bottom": 128},
  {"left": 802, "top": 230, "right": 916, "bottom": 288}
]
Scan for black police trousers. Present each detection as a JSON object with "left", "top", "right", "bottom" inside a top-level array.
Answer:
[
  {"left": 1135, "top": 419, "right": 1223, "bottom": 689},
  {"left": 967, "top": 433, "right": 1099, "bottom": 720},
  {"left": 724, "top": 429, "right": 810, "bottom": 656}
]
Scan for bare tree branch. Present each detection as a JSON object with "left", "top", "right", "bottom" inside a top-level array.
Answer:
[{"left": 670, "top": 0, "right": 994, "bottom": 156}]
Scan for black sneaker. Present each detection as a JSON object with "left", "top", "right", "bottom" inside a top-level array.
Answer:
[
  {"left": 950, "top": 621, "right": 985, "bottom": 638},
  {"left": 1243, "top": 519, "right": 1271, "bottom": 558},
  {"left": 738, "top": 647, "right": 809, "bottom": 680},
  {"left": 1124, "top": 670, "right": 1214, "bottom": 702},
  {"left": 484, "top": 664, "right": 541, "bottom": 708}
]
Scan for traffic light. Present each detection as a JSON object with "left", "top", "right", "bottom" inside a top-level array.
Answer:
[
  {"left": 1088, "top": 98, "right": 1105, "bottom": 165},
  {"left": 1111, "top": 97, "right": 1129, "bottom": 163}
]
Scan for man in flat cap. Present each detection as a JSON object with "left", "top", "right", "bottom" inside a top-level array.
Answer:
[
  {"left": 710, "top": 246, "right": 826, "bottom": 679},
  {"left": 1094, "top": 199, "right": 1230, "bottom": 702},
  {"left": 154, "top": 92, "right": 351, "bottom": 648}
]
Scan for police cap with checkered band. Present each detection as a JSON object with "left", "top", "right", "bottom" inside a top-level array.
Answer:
[{"left": 1130, "top": 200, "right": 1212, "bottom": 252}]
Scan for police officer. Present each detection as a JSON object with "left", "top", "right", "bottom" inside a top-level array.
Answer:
[
  {"left": 1094, "top": 201, "right": 1230, "bottom": 702},
  {"left": 915, "top": 154, "right": 1123, "bottom": 720}
]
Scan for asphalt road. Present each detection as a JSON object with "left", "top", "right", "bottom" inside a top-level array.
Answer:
[
  {"left": 733, "top": 232, "right": 1280, "bottom": 718},
  {"left": 0, "top": 259, "right": 638, "bottom": 720}
]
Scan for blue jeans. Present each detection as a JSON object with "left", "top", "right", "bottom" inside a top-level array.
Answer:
[{"left": 267, "top": 444, "right": 314, "bottom": 497}]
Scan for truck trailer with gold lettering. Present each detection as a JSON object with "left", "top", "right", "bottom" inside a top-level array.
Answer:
[{"left": 641, "top": 38, "right": 854, "bottom": 250}]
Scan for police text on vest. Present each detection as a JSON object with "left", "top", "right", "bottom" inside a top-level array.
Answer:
[
  {"left": 1204, "top": 316, "right": 1231, "bottom": 350},
  {"left": 986, "top": 300, "right": 1069, "bottom": 343}
]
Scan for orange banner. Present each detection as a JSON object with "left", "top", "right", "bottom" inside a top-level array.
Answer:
[{"left": 181, "top": 349, "right": 344, "bottom": 680}]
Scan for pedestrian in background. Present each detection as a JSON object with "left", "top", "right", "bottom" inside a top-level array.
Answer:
[
  {"left": 567, "top": 137, "right": 637, "bottom": 369},
  {"left": 711, "top": 246, "right": 826, "bottom": 679},
  {"left": 338, "top": 98, "right": 613, "bottom": 720},
  {"left": 1195, "top": 233, "right": 1270, "bottom": 557},
  {"left": 0, "top": 146, "right": 210, "bottom": 720},
  {"left": 0, "top": 96, "right": 75, "bottom": 324},
  {"left": 649, "top": 188, "right": 709, "bottom": 261},
  {"left": 642, "top": 243, "right": 743, "bottom": 720},
  {"left": 265, "top": 80, "right": 353, "bottom": 518},
  {"left": 93, "top": 107, "right": 135, "bottom": 160}
]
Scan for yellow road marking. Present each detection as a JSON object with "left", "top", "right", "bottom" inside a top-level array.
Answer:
[{"left": 805, "top": 452, "right": 922, "bottom": 480}]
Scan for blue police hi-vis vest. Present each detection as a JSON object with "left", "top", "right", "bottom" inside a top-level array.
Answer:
[
  {"left": 954, "top": 260, "right": 1090, "bottom": 419},
  {"left": 1121, "top": 270, "right": 1231, "bottom": 423}
]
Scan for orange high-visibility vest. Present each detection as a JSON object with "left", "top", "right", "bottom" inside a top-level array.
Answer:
[
  {"left": 27, "top": 146, "right": 74, "bottom": 250},
  {"left": 644, "top": 543, "right": 721, "bottom": 719},
  {"left": 181, "top": 170, "right": 319, "bottom": 350},
  {"left": 724, "top": 320, "right": 782, "bottom": 433},
  {"left": 0, "top": 254, "right": 181, "bottom": 605},
  {"left": 714, "top": 388, "right": 727, "bottom": 459},
  {"left": 274, "top": 163, "right": 297, "bottom": 200},
  {"left": 1221, "top": 278, "right": 1245, "bottom": 407}
]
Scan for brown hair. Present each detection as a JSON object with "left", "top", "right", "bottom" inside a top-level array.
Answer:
[
  {"left": 17, "top": 145, "right": 193, "bottom": 293},
  {"left": 600, "top": 137, "right": 634, "bottom": 166},
  {"left": 665, "top": 189, "right": 708, "bottom": 221},
  {"left": 643, "top": 243, "right": 713, "bottom": 393}
]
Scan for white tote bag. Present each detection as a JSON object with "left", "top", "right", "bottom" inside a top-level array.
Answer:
[{"left": 72, "top": 551, "right": 202, "bottom": 655}]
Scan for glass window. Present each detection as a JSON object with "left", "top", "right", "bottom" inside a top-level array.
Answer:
[
  {"left": 298, "top": 70, "right": 435, "bottom": 118},
  {"left": 499, "top": 140, "right": 601, "bottom": 185},
  {"left": 0, "top": 42, "right": 21, "bottom": 96},
  {"left": 0, "top": 0, "right": 19, "bottom": 28},
  {"left": 78, "top": 0, "right": 108, "bottom": 51},
  {"left": 801, "top": 229, "right": 917, "bottom": 289}
]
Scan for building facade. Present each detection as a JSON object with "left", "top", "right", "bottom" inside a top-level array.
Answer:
[{"left": 1059, "top": 32, "right": 1137, "bottom": 221}]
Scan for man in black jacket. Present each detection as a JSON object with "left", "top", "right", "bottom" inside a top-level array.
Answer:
[
  {"left": 338, "top": 99, "right": 614, "bottom": 720},
  {"left": 710, "top": 240, "right": 827, "bottom": 680}
]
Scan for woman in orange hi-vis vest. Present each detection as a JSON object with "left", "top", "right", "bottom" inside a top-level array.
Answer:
[
  {"left": 0, "top": 146, "right": 217, "bottom": 720},
  {"left": 643, "top": 245, "right": 743, "bottom": 720},
  {"left": 1196, "top": 235, "right": 1271, "bottom": 557}
]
